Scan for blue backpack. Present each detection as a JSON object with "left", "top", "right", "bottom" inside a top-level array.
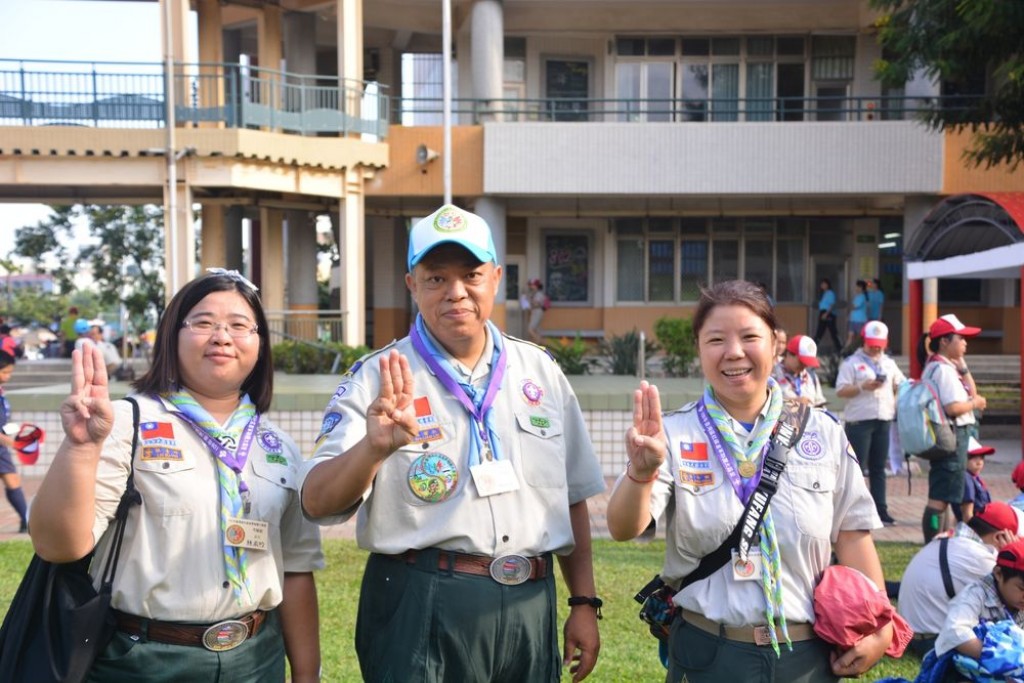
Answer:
[{"left": 896, "top": 364, "right": 957, "bottom": 460}]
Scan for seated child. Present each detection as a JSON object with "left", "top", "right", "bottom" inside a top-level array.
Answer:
[
  {"left": 956, "top": 437, "right": 995, "bottom": 524},
  {"left": 935, "top": 537, "right": 1024, "bottom": 661}
]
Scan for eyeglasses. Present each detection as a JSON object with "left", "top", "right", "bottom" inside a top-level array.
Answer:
[{"left": 182, "top": 319, "right": 258, "bottom": 338}]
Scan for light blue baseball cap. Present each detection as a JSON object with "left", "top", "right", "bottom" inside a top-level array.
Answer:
[{"left": 407, "top": 204, "right": 497, "bottom": 271}]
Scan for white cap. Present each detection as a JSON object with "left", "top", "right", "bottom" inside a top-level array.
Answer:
[{"left": 862, "top": 321, "right": 889, "bottom": 348}]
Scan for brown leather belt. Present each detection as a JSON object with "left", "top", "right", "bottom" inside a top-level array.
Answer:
[
  {"left": 397, "top": 549, "right": 549, "bottom": 584},
  {"left": 681, "top": 608, "right": 817, "bottom": 646},
  {"left": 114, "top": 610, "right": 268, "bottom": 651}
]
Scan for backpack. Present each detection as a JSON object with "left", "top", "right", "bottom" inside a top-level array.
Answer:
[
  {"left": 541, "top": 295, "right": 551, "bottom": 311},
  {"left": 896, "top": 364, "right": 957, "bottom": 460}
]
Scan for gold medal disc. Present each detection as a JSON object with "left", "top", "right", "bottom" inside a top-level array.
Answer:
[{"left": 738, "top": 461, "right": 757, "bottom": 478}]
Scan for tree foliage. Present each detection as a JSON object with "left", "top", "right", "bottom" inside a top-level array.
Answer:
[
  {"left": 12, "top": 205, "right": 77, "bottom": 292},
  {"left": 872, "top": 0, "right": 1024, "bottom": 169}
]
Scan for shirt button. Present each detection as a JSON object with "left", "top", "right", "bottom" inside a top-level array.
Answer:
[
  {"left": 223, "top": 581, "right": 230, "bottom": 589},
  {"left": 502, "top": 535, "right": 509, "bottom": 542},
  {"left": 813, "top": 482, "right": 820, "bottom": 489},
  {"left": 422, "top": 442, "right": 429, "bottom": 450},
  {"left": 162, "top": 462, "right": 170, "bottom": 469},
  {"left": 280, "top": 477, "right": 286, "bottom": 484},
  {"left": 541, "top": 430, "right": 547, "bottom": 436}
]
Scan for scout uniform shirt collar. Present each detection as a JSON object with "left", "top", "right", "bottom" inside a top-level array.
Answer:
[
  {"left": 727, "top": 393, "right": 774, "bottom": 437},
  {"left": 420, "top": 323, "right": 495, "bottom": 385}
]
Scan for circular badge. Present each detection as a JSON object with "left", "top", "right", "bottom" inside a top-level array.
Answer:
[
  {"left": 433, "top": 206, "right": 466, "bottom": 232},
  {"left": 521, "top": 379, "right": 544, "bottom": 406},
  {"left": 226, "top": 524, "right": 246, "bottom": 545},
  {"left": 489, "top": 554, "right": 532, "bottom": 585},
  {"left": 407, "top": 453, "right": 459, "bottom": 503},
  {"left": 734, "top": 558, "right": 755, "bottom": 579},
  {"left": 737, "top": 461, "right": 758, "bottom": 478},
  {"left": 258, "top": 429, "right": 282, "bottom": 453},
  {"left": 798, "top": 432, "right": 824, "bottom": 460}
]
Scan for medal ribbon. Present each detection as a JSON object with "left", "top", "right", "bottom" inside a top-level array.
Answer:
[
  {"left": 697, "top": 380, "right": 791, "bottom": 655},
  {"left": 409, "top": 315, "right": 507, "bottom": 467},
  {"left": 164, "top": 391, "right": 258, "bottom": 604}
]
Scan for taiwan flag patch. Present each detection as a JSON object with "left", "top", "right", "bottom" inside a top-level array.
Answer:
[
  {"left": 141, "top": 422, "right": 175, "bottom": 441},
  {"left": 413, "top": 396, "right": 443, "bottom": 443},
  {"left": 679, "top": 442, "right": 709, "bottom": 470}
]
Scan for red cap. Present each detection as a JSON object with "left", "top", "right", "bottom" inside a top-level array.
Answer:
[
  {"left": 929, "top": 314, "right": 982, "bottom": 339},
  {"left": 812, "top": 565, "right": 912, "bottom": 658},
  {"left": 1013, "top": 461, "right": 1024, "bottom": 491},
  {"left": 785, "top": 335, "right": 820, "bottom": 368},
  {"left": 862, "top": 321, "right": 889, "bottom": 348},
  {"left": 975, "top": 501, "right": 1020, "bottom": 534},
  {"left": 13, "top": 423, "right": 44, "bottom": 465},
  {"left": 967, "top": 436, "right": 995, "bottom": 457},
  {"left": 997, "top": 538, "right": 1024, "bottom": 572}
]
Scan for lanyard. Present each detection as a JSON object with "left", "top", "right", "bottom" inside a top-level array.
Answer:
[
  {"left": 175, "top": 412, "right": 259, "bottom": 495},
  {"left": 856, "top": 350, "right": 884, "bottom": 377},
  {"left": 784, "top": 371, "right": 803, "bottom": 396},
  {"left": 409, "top": 316, "right": 507, "bottom": 463},
  {"left": 696, "top": 400, "right": 769, "bottom": 504}
]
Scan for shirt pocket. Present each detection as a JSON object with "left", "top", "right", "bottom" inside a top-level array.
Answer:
[
  {"left": 784, "top": 464, "right": 835, "bottom": 539},
  {"left": 135, "top": 452, "right": 197, "bottom": 516},
  {"left": 515, "top": 411, "right": 567, "bottom": 488},
  {"left": 250, "top": 453, "right": 297, "bottom": 522}
]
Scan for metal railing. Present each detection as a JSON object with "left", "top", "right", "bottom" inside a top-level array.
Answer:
[
  {"left": 397, "top": 93, "right": 982, "bottom": 125},
  {"left": 0, "top": 59, "right": 390, "bottom": 138},
  {"left": 264, "top": 310, "right": 346, "bottom": 345}
]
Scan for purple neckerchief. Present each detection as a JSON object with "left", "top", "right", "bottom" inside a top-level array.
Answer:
[
  {"left": 174, "top": 411, "right": 259, "bottom": 495},
  {"left": 696, "top": 399, "right": 769, "bottom": 504},
  {"left": 409, "top": 316, "right": 507, "bottom": 464}
]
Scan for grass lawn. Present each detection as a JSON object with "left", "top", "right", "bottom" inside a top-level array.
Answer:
[{"left": 0, "top": 539, "right": 924, "bottom": 682}]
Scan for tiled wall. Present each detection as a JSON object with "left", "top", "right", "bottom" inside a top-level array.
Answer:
[{"left": 15, "top": 409, "right": 632, "bottom": 478}]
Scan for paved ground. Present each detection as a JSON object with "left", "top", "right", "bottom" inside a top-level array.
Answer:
[{"left": 5, "top": 425, "right": 1020, "bottom": 547}]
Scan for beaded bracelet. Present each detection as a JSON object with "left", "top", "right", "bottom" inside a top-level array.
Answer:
[{"left": 626, "top": 461, "right": 658, "bottom": 484}]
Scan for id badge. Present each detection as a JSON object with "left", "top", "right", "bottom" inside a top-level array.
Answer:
[
  {"left": 225, "top": 517, "right": 270, "bottom": 551},
  {"left": 470, "top": 459, "right": 520, "bottom": 498},
  {"left": 731, "top": 549, "right": 762, "bottom": 582}
]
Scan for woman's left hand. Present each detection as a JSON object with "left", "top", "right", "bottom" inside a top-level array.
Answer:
[{"left": 829, "top": 622, "right": 893, "bottom": 678}]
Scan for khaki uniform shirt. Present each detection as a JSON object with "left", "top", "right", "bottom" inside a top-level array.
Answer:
[
  {"left": 91, "top": 395, "right": 324, "bottom": 621},
  {"left": 617, "top": 402, "right": 879, "bottom": 625},
  {"left": 299, "top": 328, "right": 605, "bottom": 557}
]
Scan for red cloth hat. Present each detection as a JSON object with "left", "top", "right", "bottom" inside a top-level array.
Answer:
[
  {"left": 929, "top": 314, "right": 982, "bottom": 339},
  {"left": 1012, "top": 461, "right": 1024, "bottom": 491},
  {"left": 785, "top": 335, "right": 820, "bottom": 368},
  {"left": 997, "top": 538, "right": 1024, "bottom": 572},
  {"left": 528, "top": 278, "right": 542, "bottom": 288},
  {"left": 813, "top": 565, "right": 912, "bottom": 657},
  {"left": 12, "top": 423, "right": 45, "bottom": 465},
  {"left": 975, "top": 501, "right": 1020, "bottom": 534},
  {"left": 967, "top": 436, "right": 996, "bottom": 457}
]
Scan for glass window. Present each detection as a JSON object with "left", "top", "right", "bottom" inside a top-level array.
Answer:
[
  {"left": 505, "top": 37, "right": 526, "bottom": 59},
  {"left": 647, "top": 62, "right": 674, "bottom": 121},
  {"left": 710, "top": 218, "right": 738, "bottom": 234},
  {"left": 711, "top": 64, "right": 739, "bottom": 121},
  {"left": 777, "top": 37, "right": 805, "bottom": 57},
  {"left": 545, "top": 234, "right": 590, "bottom": 302},
  {"left": 680, "top": 64, "right": 709, "bottom": 121},
  {"left": 811, "top": 36, "right": 855, "bottom": 80},
  {"left": 616, "top": 217, "right": 644, "bottom": 234},
  {"left": 712, "top": 240, "right": 739, "bottom": 282},
  {"left": 712, "top": 38, "right": 741, "bottom": 56},
  {"left": 616, "top": 62, "right": 641, "bottom": 120},
  {"left": 649, "top": 217, "right": 675, "bottom": 233},
  {"left": 682, "top": 38, "right": 710, "bottom": 56},
  {"left": 648, "top": 38, "right": 676, "bottom": 56},
  {"left": 747, "top": 37, "right": 774, "bottom": 57},
  {"left": 681, "top": 217, "right": 708, "bottom": 235},
  {"left": 616, "top": 38, "right": 645, "bottom": 56},
  {"left": 649, "top": 240, "right": 675, "bottom": 301},
  {"left": 545, "top": 60, "right": 590, "bottom": 122},
  {"left": 680, "top": 240, "right": 708, "bottom": 300},
  {"left": 617, "top": 237, "right": 645, "bottom": 301},
  {"left": 776, "top": 238, "right": 805, "bottom": 302},
  {"left": 744, "top": 239, "right": 773, "bottom": 293},
  {"left": 505, "top": 262, "right": 520, "bottom": 302},
  {"left": 746, "top": 62, "right": 774, "bottom": 121}
]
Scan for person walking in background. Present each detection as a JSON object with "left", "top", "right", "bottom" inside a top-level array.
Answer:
[
  {"left": 844, "top": 280, "right": 869, "bottom": 353},
  {"left": 918, "top": 314, "right": 988, "bottom": 544},
  {"left": 527, "top": 277, "right": 548, "bottom": 344},
  {"left": 774, "top": 327, "right": 787, "bottom": 364},
  {"left": 835, "top": 321, "right": 905, "bottom": 526},
  {"left": 0, "top": 352, "right": 29, "bottom": 533},
  {"left": 813, "top": 278, "right": 842, "bottom": 353},
  {"left": 30, "top": 270, "right": 324, "bottom": 682},
  {"left": 299, "top": 204, "right": 605, "bottom": 682},
  {"left": 867, "top": 278, "right": 885, "bottom": 323}
]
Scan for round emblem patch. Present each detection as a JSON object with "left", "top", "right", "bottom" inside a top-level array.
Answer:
[
  {"left": 521, "top": 379, "right": 544, "bottom": 406},
  {"left": 733, "top": 558, "right": 755, "bottom": 579},
  {"left": 226, "top": 524, "right": 245, "bottom": 545},
  {"left": 407, "top": 453, "right": 459, "bottom": 503},
  {"left": 798, "top": 432, "right": 824, "bottom": 460},
  {"left": 433, "top": 206, "right": 466, "bottom": 232},
  {"left": 258, "top": 429, "right": 282, "bottom": 453}
]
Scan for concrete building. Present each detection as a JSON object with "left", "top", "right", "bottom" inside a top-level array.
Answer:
[{"left": 0, "top": 0, "right": 1020, "bottom": 356}]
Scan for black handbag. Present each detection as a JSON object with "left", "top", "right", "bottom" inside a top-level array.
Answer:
[{"left": 0, "top": 397, "right": 141, "bottom": 683}]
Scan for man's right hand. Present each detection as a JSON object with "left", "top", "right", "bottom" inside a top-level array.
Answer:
[{"left": 365, "top": 350, "right": 419, "bottom": 459}]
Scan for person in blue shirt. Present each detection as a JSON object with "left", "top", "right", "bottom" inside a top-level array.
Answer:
[
  {"left": 845, "top": 280, "right": 869, "bottom": 352},
  {"left": 867, "top": 278, "right": 885, "bottom": 322},
  {"left": 813, "top": 278, "right": 842, "bottom": 353}
]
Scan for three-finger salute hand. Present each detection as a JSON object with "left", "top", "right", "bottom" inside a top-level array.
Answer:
[
  {"left": 366, "top": 350, "right": 419, "bottom": 458},
  {"left": 625, "top": 381, "right": 667, "bottom": 477},
  {"left": 60, "top": 342, "right": 114, "bottom": 446}
]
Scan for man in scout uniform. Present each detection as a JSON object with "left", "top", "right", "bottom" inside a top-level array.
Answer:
[{"left": 299, "top": 204, "right": 606, "bottom": 682}]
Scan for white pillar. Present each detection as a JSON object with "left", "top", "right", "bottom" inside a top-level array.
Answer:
[
  {"left": 470, "top": 0, "right": 504, "bottom": 121},
  {"left": 339, "top": 170, "right": 366, "bottom": 346}
]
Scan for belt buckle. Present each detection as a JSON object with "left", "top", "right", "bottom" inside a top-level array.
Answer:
[
  {"left": 489, "top": 554, "right": 532, "bottom": 585},
  {"left": 202, "top": 619, "right": 250, "bottom": 651},
  {"left": 753, "top": 626, "right": 773, "bottom": 647}
]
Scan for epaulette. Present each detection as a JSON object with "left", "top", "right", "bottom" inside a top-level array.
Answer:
[
  {"left": 342, "top": 338, "right": 399, "bottom": 378},
  {"left": 664, "top": 400, "right": 698, "bottom": 417},
  {"left": 502, "top": 332, "right": 557, "bottom": 362},
  {"left": 816, "top": 407, "right": 841, "bottom": 424}
]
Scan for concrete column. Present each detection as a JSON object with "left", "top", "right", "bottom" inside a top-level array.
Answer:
[
  {"left": 225, "top": 206, "right": 244, "bottom": 272},
  {"left": 286, "top": 210, "right": 319, "bottom": 340},
  {"left": 336, "top": 0, "right": 363, "bottom": 131},
  {"left": 471, "top": 0, "right": 504, "bottom": 122},
  {"left": 339, "top": 170, "right": 366, "bottom": 346},
  {"left": 196, "top": 0, "right": 224, "bottom": 128},
  {"left": 161, "top": 0, "right": 194, "bottom": 65},
  {"left": 199, "top": 204, "right": 226, "bottom": 271},
  {"left": 474, "top": 197, "right": 507, "bottom": 331},
  {"left": 284, "top": 12, "right": 317, "bottom": 118},
  {"left": 370, "top": 215, "right": 408, "bottom": 347},
  {"left": 162, "top": 180, "right": 195, "bottom": 300},
  {"left": 258, "top": 6, "right": 283, "bottom": 71},
  {"left": 923, "top": 277, "right": 938, "bottom": 336},
  {"left": 259, "top": 208, "right": 285, "bottom": 315}
]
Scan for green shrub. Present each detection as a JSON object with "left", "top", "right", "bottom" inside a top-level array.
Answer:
[
  {"left": 600, "top": 329, "right": 659, "bottom": 376},
  {"left": 544, "top": 334, "right": 595, "bottom": 375},
  {"left": 653, "top": 316, "right": 697, "bottom": 377},
  {"left": 272, "top": 340, "right": 370, "bottom": 374}
]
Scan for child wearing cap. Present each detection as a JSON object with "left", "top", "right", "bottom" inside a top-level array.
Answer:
[
  {"left": 1010, "top": 462, "right": 1024, "bottom": 513},
  {"left": 918, "top": 314, "right": 989, "bottom": 543},
  {"left": 835, "top": 321, "right": 906, "bottom": 525},
  {"left": 934, "top": 537, "right": 1024, "bottom": 659},
  {"left": 0, "top": 351, "right": 29, "bottom": 532},
  {"left": 956, "top": 438, "right": 995, "bottom": 524},
  {"left": 771, "top": 334, "right": 827, "bottom": 407}
]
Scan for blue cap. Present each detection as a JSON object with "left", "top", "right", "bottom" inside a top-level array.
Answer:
[
  {"left": 73, "top": 318, "right": 90, "bottom": 335},
  {"left": 407, "top": 205, "right": 497, "bottom": 271}
]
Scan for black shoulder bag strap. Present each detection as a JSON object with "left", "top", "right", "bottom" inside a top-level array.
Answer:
[
  {"left": 939, "top": 536, "right": 956, "bottom": 600},
  {"left": 679, "top": 401, "right": 812, "bottom": 590},
  {"left": 97, "top": 397, "right": 143, "bottom": 592}
]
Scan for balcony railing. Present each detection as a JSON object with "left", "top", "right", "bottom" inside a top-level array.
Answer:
[
  {"left": 397, "top": 93, "right": 982, "bottom": 125},
  {"left": 0, "top": 59, "right": 389, "bottom": 138}
]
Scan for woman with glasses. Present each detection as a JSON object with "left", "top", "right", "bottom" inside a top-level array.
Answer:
[
  {"left": 31, "top": 270, "right": 324, "bottom": 682},
  {"left": 918, "top": 314, "right": 988, "bottom": 543}
]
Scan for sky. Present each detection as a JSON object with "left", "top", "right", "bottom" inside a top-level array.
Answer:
[{"left": 0, "top": 1, "right": 165, "bottom": 260}]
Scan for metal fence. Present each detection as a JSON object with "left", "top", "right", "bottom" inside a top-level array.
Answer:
[
  {"left": 0, "top": 59, "right": 390, "bottom": 138},
  {"left": 264, "top": 310, "right": 346, "bottom": 344}
]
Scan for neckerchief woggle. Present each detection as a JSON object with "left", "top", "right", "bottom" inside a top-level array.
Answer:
[{"left": 409, "top": 315, "right": 507, "bottom": 467}]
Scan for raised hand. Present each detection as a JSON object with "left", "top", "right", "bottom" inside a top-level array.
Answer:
[
  {"left": 365, "top": 350, "right": 419, "bottom": 457},
  {"left": 624, "top": 381, "right": 667, "bottom": 478},
  {"left": 60, "top": 341, "right": 115, "bottom": 446}
]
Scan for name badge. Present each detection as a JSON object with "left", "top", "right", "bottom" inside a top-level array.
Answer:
[
  {"left": 470, "top": 459, "right": 520, "bottom": 498},
  {"left": 224, "top": 517, "right": 270, "bottom": 551},
  {"left": 731, "top": 549, "right": 762, "bottom": 582}
]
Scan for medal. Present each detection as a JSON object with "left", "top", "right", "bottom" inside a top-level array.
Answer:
[{"left": 738, "top": 460, "right": 757, "bottom": 478}]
